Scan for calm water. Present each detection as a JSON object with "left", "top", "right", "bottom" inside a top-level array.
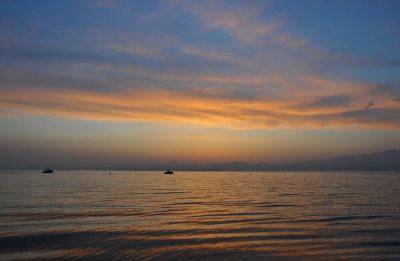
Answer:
[{"left": 0, "top": 171, "right": 400, "bottom": 260}]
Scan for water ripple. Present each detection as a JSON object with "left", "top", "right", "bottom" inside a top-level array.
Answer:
[{"left": 1, "top": 170, "right": 400, "bottom": 260}]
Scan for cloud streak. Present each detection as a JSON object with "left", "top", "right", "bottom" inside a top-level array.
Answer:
[
  {"left": 365, "top": 100, "right": 374, "bottom": 110},
  {"left": 1, "top": 0, "right": 399, "bottom": 131},
  {"left": 1, "top": 83, "right": 399, "bottom": 130},
  {"left": 180, "top": 1, "right": 279, "bottom": 45}
]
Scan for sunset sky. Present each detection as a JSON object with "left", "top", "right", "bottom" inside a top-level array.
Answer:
[{"left": 1, "top": 0, "right": 399, "bottom": 168}]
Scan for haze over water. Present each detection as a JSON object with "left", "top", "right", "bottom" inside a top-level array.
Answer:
[{"left": 1, "top": 171, "right": 400, "bottom": 260}]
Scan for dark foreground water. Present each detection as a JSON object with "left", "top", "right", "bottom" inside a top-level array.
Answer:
[{"left": 0, "top": 171, "right": 400, "bottom": 261}]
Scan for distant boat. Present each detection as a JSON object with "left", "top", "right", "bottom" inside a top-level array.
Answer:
[
  {"left": 42, "top": 169, "right": 53, "bottom": 173},
  {"left": 164, "top": 170, "right": 173, "bottom": 174}
]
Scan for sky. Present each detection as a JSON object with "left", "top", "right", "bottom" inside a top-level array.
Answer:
[{"left": 0, "top": 0, "right": 399, "bottom": 169}]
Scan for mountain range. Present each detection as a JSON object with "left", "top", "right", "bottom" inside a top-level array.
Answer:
[
  {"left": 149, "top": 149, "right": 400, "bottom": 171},
  {"left": 3, "top": 149, "right": 399, "bottom": 171}
]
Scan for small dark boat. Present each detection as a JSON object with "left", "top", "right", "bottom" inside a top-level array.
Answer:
[
  {"left": 164, "top": 170, "right": 173, "bottom": 174},
  {"left": 42, "top": 169, "right": 53, "bottom": 173}
]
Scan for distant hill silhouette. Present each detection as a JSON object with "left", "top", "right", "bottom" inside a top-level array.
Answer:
[
  {"left": 154, "top": 150, "right": 400, "bottom": 171},
  {"left": 277, "top": 149, "right": 400, "bottom": 171},
  {"left": 6, "top": 149, "right": 398, "bottom": 171}
]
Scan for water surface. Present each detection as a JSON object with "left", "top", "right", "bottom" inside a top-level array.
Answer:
[{"left": 1, "top": 171, "right": 399, "bottom": 260}]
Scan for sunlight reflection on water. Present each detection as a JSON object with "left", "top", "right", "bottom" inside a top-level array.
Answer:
[{"left": 0, "top": 171, "right": 400, "bottom": 260}]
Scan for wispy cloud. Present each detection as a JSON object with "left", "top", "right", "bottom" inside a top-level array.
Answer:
[
  {"left": 365, "top": 99, "right": 374, "bottom": 109},
  {"left": 181, "top": 1, "right": 280, "bottom": 45},
  {"left": 1, "top": 81, "right": 399, "bottom": 130},
  {"left": 1, "top": 0, "right": 399, "bottom": 131},
  {"left": 292, "top": 95, "right": 355, "bottom": 111}
]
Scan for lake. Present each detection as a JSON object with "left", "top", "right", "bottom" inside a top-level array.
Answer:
[{"left": 1, "top": 171, "right": 399, "bottom": 260}]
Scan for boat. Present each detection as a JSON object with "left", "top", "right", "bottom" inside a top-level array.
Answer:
[
  {"left": 164, "top": 170, "right": 173, "bottom": 174},
  {"left": 42, "top": 169, "right": 53, "bottom": 173}
]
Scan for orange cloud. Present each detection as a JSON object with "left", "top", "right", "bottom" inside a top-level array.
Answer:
[{"left": 1, "top": 75, "right": 399, "bottom": 130}]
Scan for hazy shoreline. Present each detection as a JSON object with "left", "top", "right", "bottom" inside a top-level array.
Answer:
[{"left": 2, "top": 149, "right": 399, "bottom": 171}]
